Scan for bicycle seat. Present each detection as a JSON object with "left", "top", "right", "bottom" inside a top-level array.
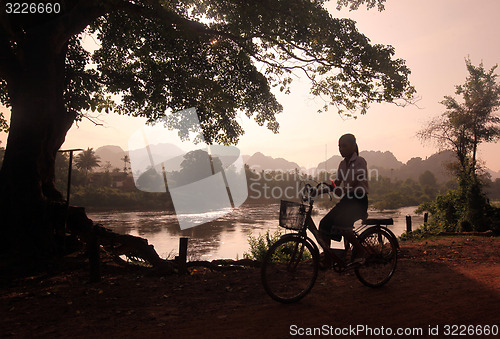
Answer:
[{"left": 362, "top": 218, "right": 394, "bottom": 226}]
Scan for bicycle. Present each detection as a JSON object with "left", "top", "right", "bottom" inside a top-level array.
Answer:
[{"left": 261, "top": 181, "right": 398, "bottom": 303}]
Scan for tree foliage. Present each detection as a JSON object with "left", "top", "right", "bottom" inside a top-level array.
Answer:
[
  {"left": 0, "top": 0, "right": 415, "bottom": 261},
  {"left": 418, "top": 59, "right": 500, "bottom": 176},
  {"left": 336, "top": 0, "right": 386, "bottom": 11},
  {"left": 418, "top": 170, "right": 437, "bottom": 188},
  {"left": 418, "top": 59, "right": 500, "bottom": 232},
  {"left": 121, "top": 155, "right": 130, "bottom": 173},
  {"left": 1, "top": 0, "right": 414, "bottom": 145},
  {"left": 74, "top": 147, "right": 101, "bottom": 181}
]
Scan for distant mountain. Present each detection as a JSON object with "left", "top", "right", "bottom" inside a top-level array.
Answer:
[
  {"left": 95, "top": 145, "right": 126, "bottom": 171},
  {"left": 314, "top": 150, "right": 456, "bottom": 183},
  {"left": 128, "top": 143, "right": 185, "bottom": 174},
  {"left": 316, "top": 155, "right": 342, "bottom": 172},
  {"left": 316, "top": 150, "right": 403, "bottom": 173},
  {"left": 360, "top": 151, "right": 404, "bottom": 170},
  {"left": 94, "top": 143, "right": 186, "bottom": 173},
  {"left": 245, "top": 152, "right": 301, "bottom": 172},
  {"left": 242, "top": 155, "right": 251, "bottom": 164},
  {"left": 95, "top": 146, "right": 498, "bottom": 183},
  {"left": 393, "top": 150, "right": 456, "bottom": 183},
  {"left": 487, "top": 169, "right": 500, "bottom": 180}
]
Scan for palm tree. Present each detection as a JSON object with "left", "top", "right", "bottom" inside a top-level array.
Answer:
[
  {"left": 121, "top": 154, "right": 131, "bottom": 174},
  {"left": 75, "top": 148, "right": 101, "bottom": 184}
]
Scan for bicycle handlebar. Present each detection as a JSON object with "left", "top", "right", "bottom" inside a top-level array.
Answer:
[{"left": 301, "top": 181, "right": 334, "bottom": 203}]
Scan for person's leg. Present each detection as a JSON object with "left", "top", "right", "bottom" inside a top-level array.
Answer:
[
  {"left": 341, "top": 229, "right": 366, "bottom": 255},
  {"left": 328, "top": 197, "right": 356, "bottom": 243},
  {"left": 318, "top": 203, "right": 344, "bottom": 269},
  {"left": 333, "top": 196, "right": 369, "bottom": 257},
  {"left": 319, "top": 201, "right": 345, "bottom": 248},
  {"left": 318, "top": 199, "right": 350, "bottom": 269}
]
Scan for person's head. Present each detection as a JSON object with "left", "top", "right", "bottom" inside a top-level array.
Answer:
[{"left": 338, "top": 134, "right": 359, "bottom": 159}]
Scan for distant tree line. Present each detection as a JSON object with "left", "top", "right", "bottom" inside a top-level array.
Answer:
[
  {"left": 19, "top": 144, "right": 500, "bottom": 214},
  {"left": 244, "top": 165, "right": 455, "bottom": 210},
  {"left": 3, "top": 127, "right": 493, "bottom": 217},
  {"left": 54, "top": 149, "right": 173, "bottom": 211},
  {"left": 486, "top": 178, "right": 500, "bottom": 202}
]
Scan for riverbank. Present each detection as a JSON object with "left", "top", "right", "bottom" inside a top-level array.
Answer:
[
  {"left": 1, "top": 236, "right": 499, "bottom": 338},
  {"left": 86, "top": 205, "right": 423, "bottom": 261}
]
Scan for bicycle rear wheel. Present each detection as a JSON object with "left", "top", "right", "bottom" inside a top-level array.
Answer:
[
  {"left": 261, "top": 236, "right": 319, "bottom": 303},
  {"left": 354, "top": 228, "right": 397, "bottom": 288}
]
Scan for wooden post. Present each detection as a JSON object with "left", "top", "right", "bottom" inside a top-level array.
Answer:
[
  {"left": 57, "top": 148, "right": 83, "bottom": 254},
  {"left": 59, "top": 149, "right": 101, "bottom": 280},
  {"left": 406, "top": 215, "right": 412, "bottom": 233},
  {"left": 177, "top": 237, "right": 189, "bottom": 274},
  {"left": 66, "top": 150, "right": 74, "bottom": 204},
  {"left": 424, "top": 212, "right": 428, "bottom": 224}
]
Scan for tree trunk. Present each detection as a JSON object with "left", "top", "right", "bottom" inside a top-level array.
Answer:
[
  {"left": 472, "top": 132, "right": 478, "bottom": 177},
  {"left": 0, "top": 20, "right": 174, "bottom": 274},
  {"left": 0, "top": 29, "right": 75, "bottom": 260}
]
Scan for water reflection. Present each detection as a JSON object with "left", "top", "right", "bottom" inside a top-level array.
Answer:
[{"left": 88, "top": 205, "right": 423, "bottom": 260}]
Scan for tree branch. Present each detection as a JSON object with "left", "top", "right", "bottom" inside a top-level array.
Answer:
[{"left": 52, "top": 0, "right": 111, "bottom": 52}]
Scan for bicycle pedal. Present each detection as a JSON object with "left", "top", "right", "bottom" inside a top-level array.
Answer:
[
  {"left": 352, "top": 257, "right": 366, "bottom": 265},
  {"left": 345, "top": 258, "right": 365, "bottom": 269}
]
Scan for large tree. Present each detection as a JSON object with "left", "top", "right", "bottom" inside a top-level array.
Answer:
[
  {"left": 418, "top": 59, "right": 500, "bottom": 231},
  {"left": 419, "top": 59, "right": 500, "bottom": 178},
  {"left": 0, "top": 0, "right": 414, "bottom": 258}
]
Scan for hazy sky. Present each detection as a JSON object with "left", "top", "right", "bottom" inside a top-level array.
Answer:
[{"left": 1, "top": 0, "right": 499, "bottom": 170}]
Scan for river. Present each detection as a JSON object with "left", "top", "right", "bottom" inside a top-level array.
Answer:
[{"left": 88, "top": 204, "right": 424, "bottom": 261}]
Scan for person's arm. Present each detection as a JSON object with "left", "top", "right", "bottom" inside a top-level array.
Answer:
[
  {"left": 325, "top": 162, "right": 343, "bottom": 195},
  {"left": 332, "top": 161, "right": 343, "bottom": 188}
]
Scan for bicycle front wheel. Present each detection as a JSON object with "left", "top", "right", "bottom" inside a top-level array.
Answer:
[
  {"left": 261, "top": 236, "right": 319, "bottom": 303},
  {"left": 354, "top": 228, "right": 397, "bottom": 288}
]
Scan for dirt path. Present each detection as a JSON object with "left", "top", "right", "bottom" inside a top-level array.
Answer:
[{"left": 2, "top": 236, "right": 499, "bottom": 338}]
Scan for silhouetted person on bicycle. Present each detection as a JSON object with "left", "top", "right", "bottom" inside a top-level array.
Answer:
[{"left": 319, "top": 133, "right": 368, "bottom": 267}]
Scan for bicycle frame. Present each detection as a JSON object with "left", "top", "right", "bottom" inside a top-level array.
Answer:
[
  {"left": 292, "top": 193, "right": 387, "bottom": 271},
  {"left": 287, "top": 198, "right": 350, "bottom": 269},
  {"left": 306, "top": 210, "right": 353, "bottom": 268},
  {"left": 261, "top": 187, "right": 399, "bottom": 303},
  {"left": 262, "top": 185, "right": 399, "bottom": 303}
]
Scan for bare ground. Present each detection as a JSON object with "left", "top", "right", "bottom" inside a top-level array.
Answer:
[{"left": 1, "top": 236, "right": 499, "bottom": 338}]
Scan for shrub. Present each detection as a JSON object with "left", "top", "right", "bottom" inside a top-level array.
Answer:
[
  {"left": 416, "top": 182, "right": 500, "bottom": 233},
  {"left": 243, "top": 228, "right": 283, "bottom": 262},
  {"left": 399, "top": 223, "right": 439, "bottom": 241},
  {"left": 416, "top": 190, "right": 462, "bottom": 232}
]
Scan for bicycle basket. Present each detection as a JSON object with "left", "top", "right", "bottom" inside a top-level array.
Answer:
[{"left": 279, "top": 200, "right": 307, "bottom": 230}]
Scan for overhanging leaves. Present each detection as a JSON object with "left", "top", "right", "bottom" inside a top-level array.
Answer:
[{"left": 1, "top": 0, "right": 415, "bottom": 144}]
